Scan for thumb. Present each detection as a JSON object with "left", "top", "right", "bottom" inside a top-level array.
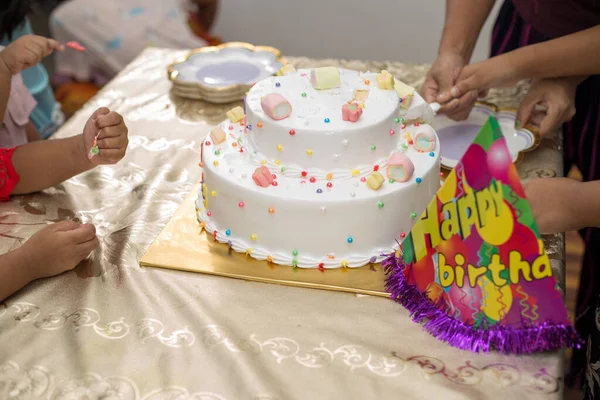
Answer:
[
  {"left": 515, "top": 95, "right": 538, "bottom": 128},
  {"left": 92, "top": 107, "right": 110, "bottom": 121},
  {"left": 434, "top": 69, "right": 456, "bottom": 104}
]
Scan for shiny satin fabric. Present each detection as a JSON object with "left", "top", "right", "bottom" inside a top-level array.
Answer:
[{"left": 0, "top": 48, "right": 566, "bottom": 399}]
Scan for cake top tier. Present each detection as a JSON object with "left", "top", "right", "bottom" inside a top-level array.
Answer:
[
  {"left": 245, "top": 68, "right": 399, "bottom": 133},
  {"left": 243, "top": 68, "right": 421, "bottom": 172}
]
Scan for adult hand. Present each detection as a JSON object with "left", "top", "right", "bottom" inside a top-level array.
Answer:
[
  {"left": 420, "top": 52, "right": 478, "bottom": 121},
  {"left": 515, "top": 78, "right": 578, "bottom": 136}
]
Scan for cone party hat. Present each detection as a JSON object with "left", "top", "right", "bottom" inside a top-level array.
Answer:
[{"left": 384, "top": 116, "right": 581, "bottom": 353}]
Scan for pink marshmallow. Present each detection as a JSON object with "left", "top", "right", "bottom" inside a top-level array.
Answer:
[
  {"left": 261, "top": 93, "right": 292, "bottom": 120},
  {"left": 342, "top": 103, "right": 363, "bottom": 123},
  {"left": 252, "top": 166, "right": 274, "bottom": 187}
]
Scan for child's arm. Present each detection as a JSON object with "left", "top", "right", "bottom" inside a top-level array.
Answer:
[
  {"left": 11, "top": 107, "right": 128, "bottom": 195},
  {"left": 25, "top": 122, "right": 41, "bottom": 142},
  {"left": 524, "top": 178, "right": 600, "bottom": 234},
  {"left": 440, "top": 25, "right": 600, "bottom": 101}
]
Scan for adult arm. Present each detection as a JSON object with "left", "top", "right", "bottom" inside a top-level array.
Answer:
[
  {"left": 438, "top": 0, "right": 497, "bottom": 60},
  {"left": 0, "top": 58, "right": 11, "bottom": 123},
  {"left": 446, "top": 25, "right": 600, "bottom": 99}
]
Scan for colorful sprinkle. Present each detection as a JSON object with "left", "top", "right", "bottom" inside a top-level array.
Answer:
[
  {"left": 370, "top": 144, "right": 376, "bottom": 151},
  {"left": 275, "top": 82, "right": 281, "bottom": 87},
  {"left": 275, "top": 159, "right": 281, "bottom": 165},
  {"left": 267, "top": 255, "right": 273, "bottom": 263},
  {"left": 246, "top": 248, "right": 252, "bottom": 255},
  {"left": 205, "top": 141, "right": 211, "bottom": 146},
  {"left": 226, "top": 229, "right": 231, "bottom": 236},
  {"left": 364, "top": 79, "right": 370, "bottom": 85},
  {"left": 429, "top": 152, "right": 435, "bottom": 157},
  {"left": 257, "top": 122, "right": 263, "bottom": 128},
  {"left": 351, "top": 169, "right": 360, "bottom": 177},
  {"left": 227, "top": 241, "right": 232, "bottom": 247},
  {"left": 229, "top": 125, "right": 234, "bottom": 130},
  {"left": 301, "top": 171, "right": 308, "bottom": 177},
  {"left": 306, "top": 149, "right": 313, "bottom": 156},
  {"left": 318, "top": 263, "right": 325, "bottom": 272},
  {"left": 207, "top": 211, "right": 212, "bottom": 217},
  {"left": 389, "top": 130, "right": 395, "bottom": 136},
  {"left": 301, "top": 92, "right": 307, "bottom": 97},
  {"left": 309, "top": 177, "right": 316, "bottom": 183},
  {"left": 411, "top": 212, "right": 417, "bottom": 218},
  {"left": 214, "top": 150, "right": 220, "bottom": 155},
  {"left": 369, "top": 256, "right": 377, "bottom": 264},
  {"left": 238, "top": 202, "right": 245, "bottom": 208},
  {"left": 416, "top": 177, "right": 422, "bottom": 183},
  {"left": 328, "top": 254, "right": 335, "bottom": 259},
  {"left": 324, "top": 118, "right": 330, "bottom": 123},
  {"left": 272, "top": 181, "right": 278, "bottom": 186},
  {"left": 373, "top": 165, "right": 379, "bottom": 171},
  {"left": 360, "top": 177, "right": 366, "bottom": 182},
  {"left": 277, "top": 144, "right": 283, "bottom": 151},
  {"left": 394, "top": 118, "right": 400, "bottom": 123},
  {"left": 213, "top": 161, "right": 219, "bottom": 166},
  {"left": 260, "top": 160, "right": 267, "bottom": 165},
  {"left": 232, "top": 142, "right": 237, "bottom": 147},
  {"left": 398, "top": 98, "right": 403, "bottom": 104},
  {"left": 289, "top": 129, "right": 296, "bottom": 136},
  {"left": 293, "top": 249, "right": 298, "bottom": 256},
  {"left": 317, "top": 189, "right": 323, "bottom": 194},
  {"left": 326, "top": 182, "right": 333, "bottom": 188},
  {"left": 400, "top": 232, "right": 406, "bottom": 238},
  {"left": 389, "top": 178, "right": 395, "bottom": 183},
  {"left": 268, "top": 207, "right": 275, "bottom": 214},
  {"left": 251, "top": 234, "right": 257, "bottom": 240},
  {"left": 210, "top": 190, "right": 216, "bottom": 197},
  {"left": 246, "top": 124, "right": 252, "bottom": 131},
  {"left": 415, "top": 122, "right": 420, "bottom": 127},
  {"left": 347, "top": 236, "right": 353, "bottom": 243},
  {"left": 326, "top": 173, "right": 333, "bottom": 180},
  {"left": 341, "top": 260, "right": 348, "bottom": 267},
  {"left": 378, "top": 201, "right": 384, "bottom": 208}
]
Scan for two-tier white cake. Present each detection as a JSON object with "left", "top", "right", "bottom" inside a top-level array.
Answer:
[{"left": 196, "top": 67, "right": 440, "bottom": 269}]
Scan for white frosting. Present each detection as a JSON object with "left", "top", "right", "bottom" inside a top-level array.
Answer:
[{"left": 197, "top": 68, "right": 440, "bottom": 269}]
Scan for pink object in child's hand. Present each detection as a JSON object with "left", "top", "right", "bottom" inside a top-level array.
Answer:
[{"left": 66, "top": 41, "right": 86, "bottom": 51}]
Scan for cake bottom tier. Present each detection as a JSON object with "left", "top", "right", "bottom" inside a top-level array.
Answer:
[{"left": 197, "top": 162, "right": 440, "bottom": 269}]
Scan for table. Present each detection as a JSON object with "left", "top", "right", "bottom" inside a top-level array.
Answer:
[{"left": 0, "top": 48, "right": 566, "bottom": 399}]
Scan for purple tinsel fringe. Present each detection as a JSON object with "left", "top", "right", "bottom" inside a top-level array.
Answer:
[{"left": 383, "top": 253, "right": 583, "bottom": 354}]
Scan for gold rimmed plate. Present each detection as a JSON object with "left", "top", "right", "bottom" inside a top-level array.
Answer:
[
  {"left": 167, "top": 42, "right": 287, "bottom": 102},
  {"left": 433, "top": 102, "right": 540, "bottom": 171}
]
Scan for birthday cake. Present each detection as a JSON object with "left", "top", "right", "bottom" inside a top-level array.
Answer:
[{"left": 196, "top": 67, "right": 440, "bottom": 268}]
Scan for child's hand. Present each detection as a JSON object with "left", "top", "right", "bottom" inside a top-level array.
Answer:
[
  {"left": 0, "top": 35, "right": 63, "bottom": 75},
  {"left": 19, "top": 221, "right": 99, "bottom": 281},
  {"left": 523, "top": 177, "right": 581, "bottom": 234},
  {"left": 515, "top": 78, "right": 577, "bottom": 136},
  {"left": 83, "top": 107, "right": 129, "bottom": 165}
]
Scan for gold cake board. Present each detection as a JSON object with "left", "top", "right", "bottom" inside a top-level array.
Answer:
[{"left": 140, "top": 189, "right": 389, "bottom": 297}]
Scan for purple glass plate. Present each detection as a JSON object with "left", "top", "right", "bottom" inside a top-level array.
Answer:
[{"left": 432, "top": 104, "right": 538, "bottom": 169}]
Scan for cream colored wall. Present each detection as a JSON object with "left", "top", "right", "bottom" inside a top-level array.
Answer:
[{"left": 213, "top": 0, "right": 502, "bottom": 63}]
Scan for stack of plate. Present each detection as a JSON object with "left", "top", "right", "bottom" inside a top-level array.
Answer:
[{"left": 168, "top": 42, "right": 286, "bottom": 104}]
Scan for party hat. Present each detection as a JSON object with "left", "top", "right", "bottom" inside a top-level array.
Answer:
[{"left": 384, "top": 116, "right": 581, "bottom": 353}]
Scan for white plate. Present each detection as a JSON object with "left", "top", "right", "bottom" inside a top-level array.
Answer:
[
  {"left": 168, "top": 42, "right": 285, "bottom": 102},
  {"left": 432, "top": 102, "right": 540, "bottom": 170}
]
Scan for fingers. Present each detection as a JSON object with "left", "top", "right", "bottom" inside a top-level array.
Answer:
[
  {"left": 64, "top": 223, "right": 97, "bottom": 244},
  {"left": 77, "top": 236, "right": 100, "bottom": 257},
  {"left": 91, "top": 107, "right": 111, "bottom": 122},
  {"left": 515, "top": 95, "right": 538, "bottom": 128},
  {"left": 97, "top": 134, "right": 128, "bottom": 149},
  {"left": 438, "top": 91, "right": 477, "bottom": 120},
  {"left": 419, "top": 76, "right": 440, "bottom": 104},
  {"left": 96, "top": 148, "right": 127, "bottom": 164},
  {"left": 50, "top": 220, "right": 81, "bottom": 232},
  {"left": 95, "top": 111, "right": 123, "bottom": 130},
  {"left": 538, "top": 104, "right": 564, "bottom": 137}
]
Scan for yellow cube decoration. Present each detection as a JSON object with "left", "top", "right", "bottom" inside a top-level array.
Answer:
[
  {"left": 376, "top": 70, "right": 395, "bottom": 90},
  {"left": 366, "top": 172, "right": 385, "bottom": 190},
  {"left": 226, "top": 106, "right": 245, "bottom": 123},
  {"left": 277, "top": 64, "right": 296, "bottom": 76}
]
